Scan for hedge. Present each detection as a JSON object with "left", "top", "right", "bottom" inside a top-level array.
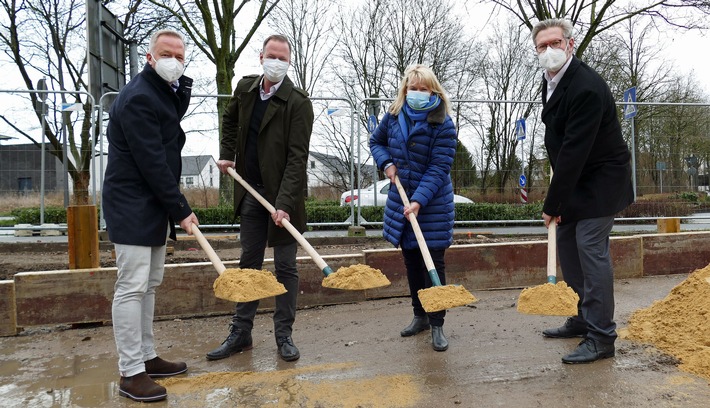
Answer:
[{"left": 7, "top": 199, "right": 697, "bottom": 226}]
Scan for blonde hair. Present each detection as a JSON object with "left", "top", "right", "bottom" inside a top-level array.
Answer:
[{"left": 389, "top": 64, "right": 451, "bottom": 115}]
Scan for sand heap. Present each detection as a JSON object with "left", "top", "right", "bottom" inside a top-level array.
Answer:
[
  {"left": 322, "top": 264, "right": 391, "bottom": 290},
  {"left": 624, "top": 265, "right": 710, "bottom": 381},
  {"left": 517, "top": 281, "right": 579, "bottom": 316},
  {"left": 213, "top": 268, "right": 287, "bottom": 302},
  {"left": 159, "top": 362, "right": 421, "bottom": 407},
  {"left": 418, "top": 285, "right": 477, "bottom": 313}
]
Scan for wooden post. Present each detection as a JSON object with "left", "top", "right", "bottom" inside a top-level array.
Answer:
[
  {"left": 67, "top": 205, "right": 100, "bottom": 269},
  {"left": 657, "top": 218, "right": 681, "bottom": 233}
]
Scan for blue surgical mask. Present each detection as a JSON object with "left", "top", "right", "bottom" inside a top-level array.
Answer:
[{"left": 406, "top": 90, "right": 432, "bottom": 109}]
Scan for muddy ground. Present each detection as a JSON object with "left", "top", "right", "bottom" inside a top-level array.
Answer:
[
  {"left": 2, "top": 235, "right": 710, "bottom": 406},
  {"left": 2, "top": 274, "right": 710, "bottom": 407}
]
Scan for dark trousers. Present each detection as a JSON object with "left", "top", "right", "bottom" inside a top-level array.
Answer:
[
  {"left": 557, "top": 216, "right": 616, "bottom": 344},
  {"left": 401, "top": 247, "right": 446, "bottom": 327},
  {"left": 232, "top": 188, "right": 299, "bottom": 339}
]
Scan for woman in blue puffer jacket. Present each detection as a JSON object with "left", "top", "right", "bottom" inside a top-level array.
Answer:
[{"left": 369, "top": 64, "right": 457, "bottom": 351}]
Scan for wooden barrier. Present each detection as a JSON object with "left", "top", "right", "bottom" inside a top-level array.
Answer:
[
  {"left": 0, "top": 280, "right": 17, "bottom": 336},
  {"left": 67, "top": 205, "right": 100, "bottom": 269},
  {"left": 3, "top": 231, "right": 710, "bottom": 336}
]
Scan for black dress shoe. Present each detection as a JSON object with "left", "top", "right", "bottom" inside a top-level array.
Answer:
[
  {"left": 542, "top": 318, "right": 587, "bottom": 338},
  {"left": 431, "top": 326, "right": 448, "bottom": 351},
  {"left": 277, "top": 336, "right": 300, "bottom": 362},
  {"left": 562, "top": 338, "right": 615, "bottom": 364},
  {"left": 206, "top": 327, "right": 253, "bottom": 361},
  {"left": 400, "top": 316, "right": 430, "bottom": 337}
]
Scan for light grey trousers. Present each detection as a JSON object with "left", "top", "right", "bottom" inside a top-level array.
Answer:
[{"left": 112, "top": 239, "right": 167, "bottom": 377}]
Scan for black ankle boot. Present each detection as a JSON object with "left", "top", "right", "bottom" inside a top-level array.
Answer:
[
  {"left": 431, "top": 326, "right": 448, "bottom": 351},
  {"left": 400, "top": 316, "right": 430, "bottom": 337},
  {"left": 206, "top": 326, "right": 253, "bottom": 361}
]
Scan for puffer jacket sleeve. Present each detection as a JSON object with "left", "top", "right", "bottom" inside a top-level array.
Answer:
[
  {"left": 369, "top": 113, "right": 393, "bottom": 170},
  {"left": 410, "top": 117, "right": 457, "bottom": 208}
]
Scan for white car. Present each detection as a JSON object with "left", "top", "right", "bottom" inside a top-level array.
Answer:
[{"left": 340, "top": 179, "right": 473, "bottom": 206}]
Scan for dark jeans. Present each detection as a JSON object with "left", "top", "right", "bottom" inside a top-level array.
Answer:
[
  {"left": 401, "top": 247, "right": 446, "bottom": 327},
  {"left": 232, "top": 188, "right": 299, "bottom": 339},
  {"left": 557, "top": 216, "right": 616, "bottom": 344}
]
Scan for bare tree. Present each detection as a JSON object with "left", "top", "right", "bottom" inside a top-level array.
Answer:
[
  {"left": 481, "top": 0, "right": 710, "bottom": 57},
  {"left": 1, "top": 1, "right": 97, "bottom": 203},
  {"left": 269, "top": 0, "right": 337, "bottom": 94},
  {"left": 466, "top": 19, "right": 540, "bottom": 194}
]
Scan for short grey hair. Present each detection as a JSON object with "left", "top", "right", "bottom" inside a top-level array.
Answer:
[
  {"left": 148, "top": 29, "right": 186, "bottom": 54},
  {"left": 532, "top": 18, "right": 574, "bottom": 45}
]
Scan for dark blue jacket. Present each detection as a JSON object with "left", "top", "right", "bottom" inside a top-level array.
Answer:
[
  {"left": 102, "top": 63, "right": 193, "bottom": 246},
  {"left": 369, "top": 103, "right": 457, "bottom": 250}
]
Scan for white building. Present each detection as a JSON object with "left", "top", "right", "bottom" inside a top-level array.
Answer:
[{"left": 181, "top": 155, "right": 219, "bottom": 189}]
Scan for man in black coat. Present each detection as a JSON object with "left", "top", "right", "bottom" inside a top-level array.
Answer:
[
  {"left": 532, "top": 19, "right": 634, "bottom": 364},
  {"left": 102, "top": 29, "right": 199, "bottom": 402}
]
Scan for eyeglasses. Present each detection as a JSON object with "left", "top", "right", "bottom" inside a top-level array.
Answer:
[{"left": 535, "top": 38, "right": 567, "bottom": 53}]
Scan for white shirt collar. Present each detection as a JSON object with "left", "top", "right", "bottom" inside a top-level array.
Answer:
[
  {"left": 259, "top": 77, "right": 284, "bottom": 101},
  {"left": 544, "top": 56, "right": 573, "bottom": 102}
]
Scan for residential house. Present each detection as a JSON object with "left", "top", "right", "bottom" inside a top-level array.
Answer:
[{"left": 181, "top": 155, "right": 219, "bottom": 189}]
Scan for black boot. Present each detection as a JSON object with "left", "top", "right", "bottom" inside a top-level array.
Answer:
[
  {"left": 206, "top": 326, "right": 253, "bottom": 361},
  {"left": 431, "top": 326, "right": 448, "bottom": 351},
  {"left": 400, "top": 316, "right": 430, "bottom": 337}
]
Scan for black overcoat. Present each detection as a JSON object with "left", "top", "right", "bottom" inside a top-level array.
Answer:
[
  {"left": 219, "top": 75, "right": 314, "bottom": 247},
  {"left": 102, "top": 63, "right": 193, "bottom": 246},
  {"left": 542, "top": 56, "right": 634, "bottom": 222}
]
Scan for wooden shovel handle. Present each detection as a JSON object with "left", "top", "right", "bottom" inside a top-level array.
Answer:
[
  {"left": 546, "top": 169, "right": 557, "bottom": 284},
  {"left": 191, "top": 224, "right": 226, "bottom": 275},
  {"left": 226, "top": 167, "right": 331, "bottom": 274},
  {"left": 394, "top": 176, "right": 437, "bottom": 273},
  {"left": 547, "top": 222, "right": 557, "bottom": 283}
]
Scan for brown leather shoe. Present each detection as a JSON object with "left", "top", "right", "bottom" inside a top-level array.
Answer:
[
  {"left": 119, "top": 372, "right": 167, "bottom": 402},
  {"left": 144, "top": 356, "right": 187, "bottom": 378}
]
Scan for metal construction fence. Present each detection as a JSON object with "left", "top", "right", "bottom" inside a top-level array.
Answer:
[{"left": 2, "top": 88, "right": 710, "bottom": 231}]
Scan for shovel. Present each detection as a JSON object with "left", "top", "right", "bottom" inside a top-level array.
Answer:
[
  {"left": 190, "top": 223, "right": 287, "bottom": 302},
  {"left": 226, "top": 167, "right": 390, "bottom": 290},
  {"left": 516, "top": 170, "right": 578, "bottom": 316},
  {"left": 394, "top": 176, "right": 476, "bottom": 312}
]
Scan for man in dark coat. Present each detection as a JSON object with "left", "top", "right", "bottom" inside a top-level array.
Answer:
[
  {"left": 207, "top": 34, "right": 313, "bottom": 362},
  {"left": 533, "top": 18, "right": 634, "bottom": 364},
  {"left": 102, "top": 29, "right": 199, "bottom": 402}
]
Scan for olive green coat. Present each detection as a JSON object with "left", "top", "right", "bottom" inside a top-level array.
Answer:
[{"left": 220, "top": 74, "right": 314, "bottom": 247}]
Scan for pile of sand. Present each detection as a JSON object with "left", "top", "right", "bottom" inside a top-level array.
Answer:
[
  {"left": 159, "top": 362, "right": 421, "bottom": 407},
  {"left": 418, "top": 285, "right": 477, "bottom": 313},
  {"left": 623, "top": 265, "right": 710, "bottom": 381},
  {"left": 322, "top": 264, "right": 391, "bottom": 290},
  {"left": 213, "top": 268, "right": 287, "bottom": 302},
  {"left": 516, "top": 281, "right": 579, "bottom": 316}
]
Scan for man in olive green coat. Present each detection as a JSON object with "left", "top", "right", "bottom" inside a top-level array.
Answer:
[{"left": 209, "top": 34, "right": 314, "bottom": 362}]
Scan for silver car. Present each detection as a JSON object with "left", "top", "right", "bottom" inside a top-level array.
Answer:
[{"left": 340, "top": 179, "right": 473, "bottom": 206}]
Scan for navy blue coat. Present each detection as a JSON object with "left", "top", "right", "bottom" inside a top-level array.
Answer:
[
  {"left": 369, "top": 103, "right": 457, "bottom": 250},
  {"left": 102, "top": 63, "right": 193, "bottom": 246},
  {"left": 542, "top": 56, "right": 634, "bottom": 222}
]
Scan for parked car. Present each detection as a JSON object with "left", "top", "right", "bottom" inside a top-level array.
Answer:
[{"left": 340, "top": 179, "right": 473, "bottom": 206}]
